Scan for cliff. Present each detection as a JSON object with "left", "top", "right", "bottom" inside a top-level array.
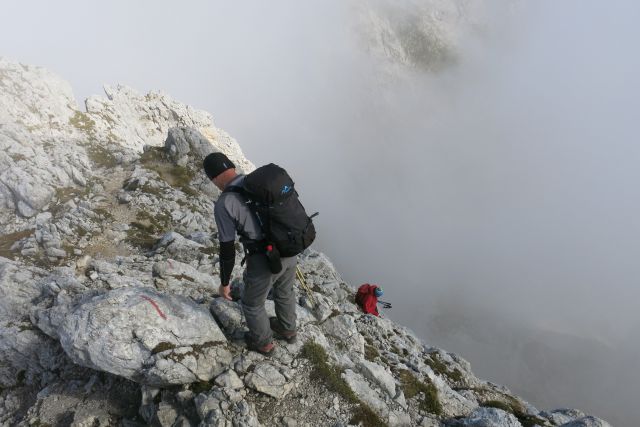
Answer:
[{"left": 0, "top": 58, "right": 609, "bottom": 427}]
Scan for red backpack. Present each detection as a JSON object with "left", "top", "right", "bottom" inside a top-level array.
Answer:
[{"left": 355, "top": 284, "right": 380, "bottom": 316}]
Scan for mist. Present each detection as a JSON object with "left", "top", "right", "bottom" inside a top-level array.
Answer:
[{"left": 2, "top": 1, "right": 639, "bottom": 425}]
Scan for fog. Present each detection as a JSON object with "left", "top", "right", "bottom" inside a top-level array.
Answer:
[{"left": 2, "top": 1, "right": 639, "bottom": 425}]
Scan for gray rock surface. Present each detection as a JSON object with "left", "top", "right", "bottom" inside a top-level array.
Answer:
[
  {"left": 244, "top": 362, "right": 293, "bottom": 399},
  {"left": 559, "top": 416, "right": 612, "bottom": 427},
  {"left": 32, "top": 287, "right": 229, "bottom": 386}
]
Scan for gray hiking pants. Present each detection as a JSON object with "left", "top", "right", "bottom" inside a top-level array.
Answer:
[{"left": 242, "top": 254, "right": 297, "bottom": 347}]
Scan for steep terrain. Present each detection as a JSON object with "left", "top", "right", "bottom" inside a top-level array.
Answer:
[{"left": 0, "top": 59, "right": 610, "bottom": 427}]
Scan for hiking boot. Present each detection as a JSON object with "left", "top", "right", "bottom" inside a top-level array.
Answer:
[
  {"left": 244, "top": 331, "right": 275, "bottom": 356},
  {"left": 269, "top": 317, "right": 297, "bottom": 344}
]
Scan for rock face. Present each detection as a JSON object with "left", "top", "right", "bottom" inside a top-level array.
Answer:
[
  {"left": 352, "top": 0, "right": 491, "bottom": 74},
  {"left": 0, "top": 57, "right": 612, "bottom": 427},
  {"left": 0, "top": 59, "right": 91, "bottom": 220}
]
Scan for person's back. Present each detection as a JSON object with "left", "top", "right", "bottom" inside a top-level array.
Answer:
[{"left": 204, "top": 152, "right": 298, "bottom": 355}]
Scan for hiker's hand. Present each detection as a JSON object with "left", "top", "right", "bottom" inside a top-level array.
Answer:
[{"left": 219, "top": 284, "right": 233, "bottom": 301}]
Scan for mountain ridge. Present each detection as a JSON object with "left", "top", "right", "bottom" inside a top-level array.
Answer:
[{"left": 0, "top": 58, "right": 610, "bottom": 427}]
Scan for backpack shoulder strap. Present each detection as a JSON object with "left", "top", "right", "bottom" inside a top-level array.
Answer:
[{"left": 223, "top": 185, "right": 244, "bottom": 195}]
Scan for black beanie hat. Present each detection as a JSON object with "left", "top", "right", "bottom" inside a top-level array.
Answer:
[{"left": 203, "top": 152, "right": 236, "bottom": 179}]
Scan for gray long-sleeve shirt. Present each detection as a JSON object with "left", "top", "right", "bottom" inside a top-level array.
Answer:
[{"left": 214, "top": 174, "right": 265, "bottom": 245}]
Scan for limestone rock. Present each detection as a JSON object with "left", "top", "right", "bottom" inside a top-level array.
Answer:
[
  {"left": 342, "top": 369, "right": 389, "bottom": 418},
  {"left": 152, "top": 258, "right": 218, "bottom": 291},
  {"left": 321, "top": 314, "right": 365, "bottom": 357},
  {"left": 244, "top": 362, "right": 293, "bottom": 399},
  {"left": 560, "top": 416, "right": 612, "bottom": 427},
  {"left": 214, "top": 369, "right": 244, "bottom": 390},
  {"left": 0, "top": 258, "right": 64, "bottom": 387},
  {"left": 357, "top": 358, "right": 396, "bottom": 398},
  {"left": 32, "top": 287, "right": 229, "bottom": 386}
]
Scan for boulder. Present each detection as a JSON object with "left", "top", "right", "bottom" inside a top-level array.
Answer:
[
  {"left": 244, "top": 362, "right": 293, "bottom": 399},
  {"left": 342, "top": 368, "right": 389, "bottom": 418},
  {"left": 357, "top": 359, "right": 396, "bottom": 397},
  {"left": 560, "top": 416, "right": 612, "bottom": 427},
  {"left": 165, "top": 127, "right": 215, "bottom": 165},
  {"left": 32, "top": 287, "right": 230, "bottom": 386},
  {"left": 321, "top": 314, "right": 365, "bottom": 356},
  {"left": 214, "top": 369, "right": 244, "bottom": 390}
]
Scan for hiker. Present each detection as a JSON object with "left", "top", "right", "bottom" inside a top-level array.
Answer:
[
  {"left": 203, "top": 152, "right": 305, "bottom": 355},
  {"left": 355, "top": 283, "right": 384, "bottom": 317}
]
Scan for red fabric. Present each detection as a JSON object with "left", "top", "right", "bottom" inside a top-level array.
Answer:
[{"left": 355, "top": 284, "right": 380, "bottom": 316}]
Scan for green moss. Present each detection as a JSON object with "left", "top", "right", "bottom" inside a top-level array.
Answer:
[
  {"left": 139, "top": 146, "right": 197, "bottom": 196},
  {"left": 151, "top": 342, "right": 176, "bottom": 354},
  {"left": 55, "top": 187, "right": 85, "bottom": 203},
  {"left": 425, "top": 353, "right": 463, "bottom": 383},
  {"left": 300, "top": 341, "right": 356, "bottom": 402},
  {"left": 349, "top": 404, "right": 387, "bottom": 427},
  {"left": 300, "top": 341, "right": 387, "bottom": 427},
  {"left": 0, "top": 229, "right": 33, "bottom": 260},
  {"left": 126, "top": 228, "right": 157, "bottom": 250},
  {"left": 69, "top": 111, "right": 96, "bottom": 133},
  {"left": 125, "top": 209, "right": 171, "bottom": 250},
  {"left": 9, "top": 153, "right": 27, "bottom": 162},
  {"left": 139, "top": 183, "right": 165, "bottom": 197},
  {"left": 483, "top": 400, "right": 513, "bottom": 412},
  {"left": 86, "top": 144, "right": 118, "bottom": 169},
  {"left": 49, "top": 187, "right": 88, "bottom": 218},
  {"left": 481, "top": 400, "right": 548, "bottom": 427},
  {"left": 191, "top": 380, "right": 214, "bottom": 394},
  {"left": 165, "top": 341, "right": 225, "bottom": 362},
  {"left": 364, "top": 343, "right": 380, "bottom": 362},
  {"left": 199, "top": 246, "right": 218, "bottom": 256},
  {"left": 93, "top": 207, "right": 114, "bottom": 221},
  {"left": 397, "top": 369, "right": 442, "bottom": 416}
]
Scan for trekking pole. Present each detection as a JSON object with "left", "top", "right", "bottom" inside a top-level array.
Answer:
[{"left": 296, "top": 266, "right": 316, "bottom": 308}]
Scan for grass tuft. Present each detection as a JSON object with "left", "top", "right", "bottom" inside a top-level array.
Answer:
[
  {"left": 300, "top": 341, "right": 356, "bottom": 402},
  {"left": 300, "top": 341, "right": 387, "bottom": 427},
  {"left": 397, "top": 369, "right": 442, "bottom": 416},
  {"left": 425, "top": 353, "right": 463, "bottom": 383},
  {"left": 139, "top": 146, "right": 197, "bottom": 195},
  {"left": 481, "top": 400, "right": 548, "bottom": 427},
  {"left": 86, "top": 144, "right": 118, "bottom": 169},
  {"left": 191, "top": 380, "right": 214, "bottom": 394},
  {"left": 0, "top": 229, "right": 33, "bottom": 260},
  {"left": 350, "top": 405, "right": 387, "bottom": 427},
  {"left": 151, "top": 342, "right": 176, "bottom": 354},
  {"left": 364, "top": 343, "right": 380, "bottom": 362},
  {"left": 69, "top": 111, "right": 95, "bottom": 133}
]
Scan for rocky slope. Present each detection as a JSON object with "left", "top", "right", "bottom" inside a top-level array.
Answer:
[
  {"left": 352, "top": 0, "right": 493, "bottom": 75},
  {"left": 0, "top": 58, "right": 611, "bottom": 427}
]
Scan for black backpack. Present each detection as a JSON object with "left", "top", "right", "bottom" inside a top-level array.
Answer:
[{"left": 226, "top": 163, "right": 318, "bottom": 257}]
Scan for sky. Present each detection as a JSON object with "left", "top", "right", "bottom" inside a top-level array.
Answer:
[{"left": 2, "top": 1, "right": 640, "bottom": 425}]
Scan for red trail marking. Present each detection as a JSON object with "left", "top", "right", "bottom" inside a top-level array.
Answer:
[{"left": 141, "top": 295, "right": 167, "bottom": 320}]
